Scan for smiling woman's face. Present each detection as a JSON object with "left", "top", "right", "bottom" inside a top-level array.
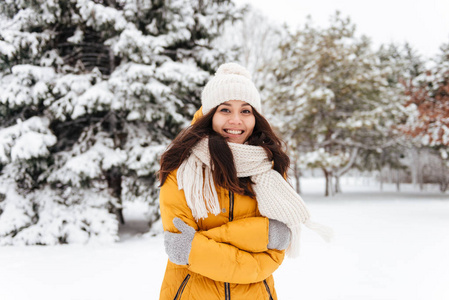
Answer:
[{"left": 212, "top": 100, "right": 256, "bottom": 144}]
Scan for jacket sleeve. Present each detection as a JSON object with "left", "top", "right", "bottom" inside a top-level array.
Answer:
[
  {"left": 198, "top": 217, "right": 269, "bottom": 253},
  {"left": 159, "top": 170, "right": 285, "bottom": 284},
  {"left": 159, "top": 171, "right": 199, "bottom": 232},
  {"left": 189, "top": 234, "right": 284, "bottom": 284}
]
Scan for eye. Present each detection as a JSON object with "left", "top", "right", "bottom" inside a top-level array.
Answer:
[
  {"left": 219, "top": 108, "right": 230, "bottom": 113},
  {"left": 242, "top": 109, "right": 252, "bottom": 114}
]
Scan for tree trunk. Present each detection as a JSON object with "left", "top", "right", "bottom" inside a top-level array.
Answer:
[
  {"left": 323, "top": 169, "right": 333, "bottom": 197},
  {"left": 440, "top": 181, "right": 448, "bottom": 192},
  {"left": 109, "top": 47, "right": 115, "bottom": 74},
  {"left": 334, "top": 175, "right": 342, "bottom": 194},
  {"left": 439, "top": 160, "right": 448, "bottom": 193},
  {"left": 329, "top": 173, "right": 334, "bottom": 196},
  {"left": 323, "top": 169, "right": 329, "bottom": 197},
  {"left": 387, "top": 166, "right": 392, "bottom": 183},
  {"left": 418, "top": 148, "right": 424, "bottom": 191},
  {"left": 116, "top": 204, "right": 125, "bottom": 225},
  {"left": 106, "top": 166, "right": 124, "bottom": 225},
  {"left": 333, "top": 147, "right": 359, "bottom": 194},
  {"left": 379, "top": 168, "right": 383, "bottom": 191},
  {"left": 396, "top": 169, "right": 400, "bottom": 192},
  {"left": 410, "top": 147, "right": 418, "bottom": 187},
  {"left": 378, "top": 150, "right": 386, "bottom": 191}
]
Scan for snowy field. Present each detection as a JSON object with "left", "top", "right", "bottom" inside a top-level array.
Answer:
[{"left": 1, "top": 177, "right": 448, "bottom": 300}]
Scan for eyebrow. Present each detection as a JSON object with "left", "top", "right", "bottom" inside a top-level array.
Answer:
[{"left": 220, "top": 103, "right": 251, "bottom": 107}]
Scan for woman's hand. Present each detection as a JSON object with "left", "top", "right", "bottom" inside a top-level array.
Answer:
[
  {"left": 267, "top": 219, "right": 291, "bottom": 250},
  {"left": 164, "top": 218, "right": 196, "bottom": 265}
]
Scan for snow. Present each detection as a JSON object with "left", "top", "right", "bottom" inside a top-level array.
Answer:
[
  {"left": 67, "top": 27, "right": 84, "bottom": 44},
  {"left": 0, "top": 116, "right": 56, "bottom": 163},
  {"left": 1, "top": 178, "right": 448, "bottom": 300},
  {"left": 0, "top": 188, "right": 33, "bottom": 238},
  {"left": 12, "top": 65, "right": 56, "bottom": 82},
  {"left": 72, "top": 81, "right": 115, "bottom": 119},
  {"left": 0, "top": 40, "right": 16, "bottom": 58},
  {"left": 11, "top": 131, "right": 55, "bottom": 161},
  {"left": 48, "top": 136, "right": 127, "bottom": 185},
  {"left": 76, "top": 0, "right": 128, "bottom": 31},
  {"left": 300, "top": 148, "right": 350, "bottom": 169},
  {"left": 0, "top": 65, "right": 56, "bottom": 108},
  {"left": 111, "top": 26, "right": 167, "bottom": 61}
]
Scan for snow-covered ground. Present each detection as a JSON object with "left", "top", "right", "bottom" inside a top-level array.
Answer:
[{"left": 1, "top": 177, "right": 448, "bottom": 300}]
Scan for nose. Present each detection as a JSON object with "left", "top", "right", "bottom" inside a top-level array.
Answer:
[{"left": 228, "top": 112, "right": 242, "bottom": 124}]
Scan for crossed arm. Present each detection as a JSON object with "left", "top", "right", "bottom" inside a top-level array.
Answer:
[{"left": 159, "top": 171, "right": 285, "bottom": 284}]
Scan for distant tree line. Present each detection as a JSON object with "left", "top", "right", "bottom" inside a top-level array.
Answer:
[{"left": 219, "top": 8, "right": 449, "bottom": 195}]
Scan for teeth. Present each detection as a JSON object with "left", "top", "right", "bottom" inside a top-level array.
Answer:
[{"left": 226, "top": 130, "right": 243, "bottom": 135}]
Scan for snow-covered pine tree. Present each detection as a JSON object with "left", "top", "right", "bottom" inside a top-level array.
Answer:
[
  {"left": 400, "top": 41, "right": 449, "bottom": 184},
  {"left": 0, "top": 0, "right": 241, "bottom": 245},
  {"left": 371, "top": 43, "right": 429, "bottom": 190},
  {"left": 264, "top": 12, "right": 408, "bottom": 196}
]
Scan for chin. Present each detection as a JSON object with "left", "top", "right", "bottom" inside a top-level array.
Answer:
[{"left": 229, "top": 138, "right": 245, "bottom": 144}]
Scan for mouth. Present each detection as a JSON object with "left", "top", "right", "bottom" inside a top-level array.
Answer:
[{"left": 224, "top": 129, "right": 244, "bottom": 135}]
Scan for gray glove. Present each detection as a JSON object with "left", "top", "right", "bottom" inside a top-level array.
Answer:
[
  {"left": 164, "top": 217, "right": 196, "bottom": 265},
  {"left": 267, "top": 219, "right": 291, "bottom": 250}
]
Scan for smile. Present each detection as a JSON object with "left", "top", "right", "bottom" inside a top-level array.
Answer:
[{"left": 224, "top": 129, "right": 244, "bottom": 135}]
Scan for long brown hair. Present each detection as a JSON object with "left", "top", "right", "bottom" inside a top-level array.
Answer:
[{"left": 159, "top": 107, "right": 290, "bottom": 197}]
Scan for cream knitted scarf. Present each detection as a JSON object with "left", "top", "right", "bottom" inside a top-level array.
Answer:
[{"left": 177, "top": 138, "right": 332, "bottom": 257}]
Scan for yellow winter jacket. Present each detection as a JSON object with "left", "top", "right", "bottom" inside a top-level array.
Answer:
[
  {"left": 159, "top": 108, "right": 285, "bottom": 299},
  {"left": 159, "top": 170, "right": 285, "bottom": 299}
]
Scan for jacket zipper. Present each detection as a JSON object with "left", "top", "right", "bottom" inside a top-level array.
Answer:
[
  {"left": 263, "top": 279, "right": 274, "bottom": 300},
  {"left": 224, "top": 282, "right": 231, "bottom": 300},
  {"left": 224, "top": 191, "right": 234, "bottom": 300},
  {"left": 228, "top": 191, "right": 234, "bottom": 222},
  {"left": 174, "top": 274, "right": 190, "bottom": 300}
]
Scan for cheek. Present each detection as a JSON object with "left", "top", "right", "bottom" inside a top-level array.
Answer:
[
  {"left": 212, "top": 115, "right": 222, "bottom": 133},
  {"left": 246, "top": 117, "right": 256, "bottom": 134}
]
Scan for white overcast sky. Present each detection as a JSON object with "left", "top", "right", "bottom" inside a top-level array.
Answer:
[{"left": 233, "top": 0, "right": 449, "bottom": 59}]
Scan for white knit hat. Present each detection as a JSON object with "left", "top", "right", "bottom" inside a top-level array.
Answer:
[{"left": 201, "top": 63, "right": 262, "bottom": 115}]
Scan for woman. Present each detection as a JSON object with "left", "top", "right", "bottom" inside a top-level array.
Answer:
[{"left": 158, "top": 63, "right": 330, "bottom": 300}]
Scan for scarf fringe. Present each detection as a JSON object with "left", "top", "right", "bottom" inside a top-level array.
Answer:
[
  {"left": 177, "top": 155, "right": 220, "bottom": 220},
  {"left": 286, "top": 221, "right": 334, "bottom": 258},
  {"left": 304, "top": 220, "right": 334, "bottom": 243},
  {"left": 286, "top": 225, "right": 302, "bottom": 258},
  {"left": 203, "top": 166, "right": 220, "bottom": 217}
]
